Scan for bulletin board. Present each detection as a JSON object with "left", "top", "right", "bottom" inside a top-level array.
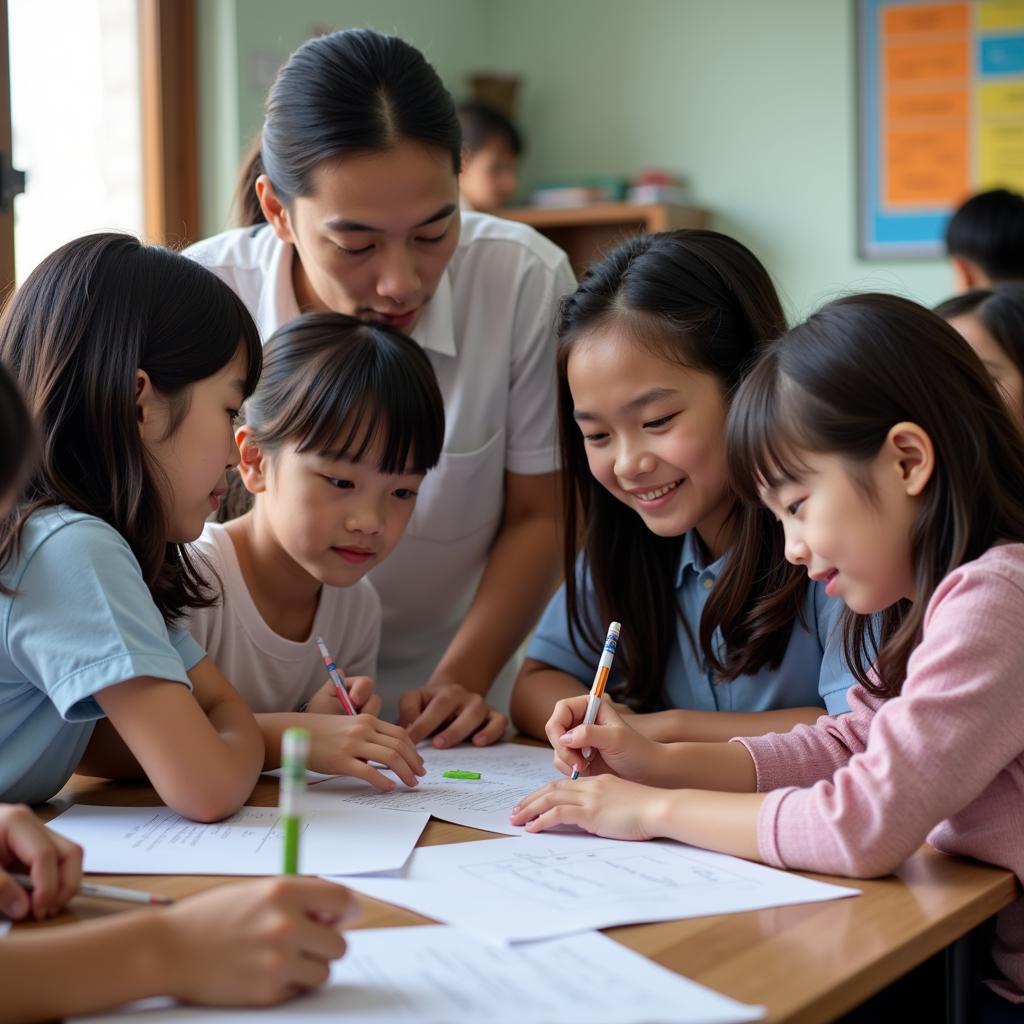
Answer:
[{"left": 858, "top": 0, "right": 1024, "bottom": 257}]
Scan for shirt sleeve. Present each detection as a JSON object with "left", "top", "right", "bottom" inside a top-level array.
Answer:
[
  {"left": 505, "top": 253, "right": 576, "bottom": 475},
  {"left": 811, "top": 582, "right": 856, "bottom": 715},
  {"left": 524, "top": 557, "right": 624, "bottom": 691},
  {"left": 5, "top": 518, "right": 194, "bottom": 721},
  {"left": 748, "top": 563, "right": 1024, "bottom": 878}
]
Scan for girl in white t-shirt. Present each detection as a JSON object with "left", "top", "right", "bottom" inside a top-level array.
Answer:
[
  {"left": 189, "top": 312, "right": 444, "bottom": 791},
  {"left": 186, "top": 29, "right": 574, "bottom": 745}
]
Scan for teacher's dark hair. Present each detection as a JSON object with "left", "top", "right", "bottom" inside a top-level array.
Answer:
[{"left": 236, "top": 29, "right": 462, "bottom": 226}]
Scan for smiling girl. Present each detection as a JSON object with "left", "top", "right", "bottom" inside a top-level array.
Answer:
[
  {"left": 186, "top": 29, "right": 574, "bottom": 745},
  {"left": 512, "top": 293, "right": 1024, "bottom": 1011},
  {"left": 510, "top": 230, "right": 858, "bottom": 746}
]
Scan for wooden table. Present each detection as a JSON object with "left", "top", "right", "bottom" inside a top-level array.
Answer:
[{"left": 22, "top": 774, "right": 1019, "bottom": 1024}]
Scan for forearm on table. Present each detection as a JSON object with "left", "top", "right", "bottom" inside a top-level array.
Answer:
[
  {"left": 0, "top": 911, "right": 173, "bottom": 1023},
  {"left": 633, "top": 706, "right": 825, "bottom": 743},
  {"left": 431, "top": 513, "right": 561, "bottom": 696},
  {"left": 255, "top": 712, "right": 312, "bottom": 771},
  {"left": 646, "top": 788, "right": 766, "bottom": 860},
  {"left": 510, "top": 663, "right": 586, "bottom": 738},
  {"left": 653, "top": 740, "right": 759, "bottom": 792}
]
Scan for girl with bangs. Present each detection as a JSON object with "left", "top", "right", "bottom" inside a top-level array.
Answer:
[
  {"left": 512, "top": 293, "right": 1024, "bottom": 1012},
  {"left": 0, "top": 233, "right": 266, "bottom": 822},
  {"left": 189, "top": 312, "right": 444, "bottom": 788},
  {"left": 511, "top": 230, "right": 858, "bottom": 744}
]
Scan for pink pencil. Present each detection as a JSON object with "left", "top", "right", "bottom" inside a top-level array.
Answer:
[{"left": 315, "top": 635, "right": 358, "bottom": 715}]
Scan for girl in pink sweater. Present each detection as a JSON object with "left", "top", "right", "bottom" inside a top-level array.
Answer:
[{"left": 510, "top": 293, "right": 1024, "bottom": 1006}]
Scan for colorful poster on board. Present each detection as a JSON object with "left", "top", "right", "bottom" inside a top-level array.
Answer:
[{"left": 859, "top": 0, "right": 1024, "bottom": 256}]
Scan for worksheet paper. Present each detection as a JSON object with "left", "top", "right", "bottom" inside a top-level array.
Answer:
[
  {"left": 72, "top": 925, "right": 764, "bottom": 1024},
  {"left": 308, "top": 742, "right": 562, "bottom": 835},
  {"left": 45, "top": 794, "right": 428, "bottom": 876},
  {"left": 340, "top": 830, "right": 859, "bottom": 943}
]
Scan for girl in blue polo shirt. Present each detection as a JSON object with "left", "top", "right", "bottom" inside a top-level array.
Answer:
[
  {"left": 511, "top": 231, "right": 857, "bottom": 742},
  {"left": 0, "top": 233, "right": 265, "bottom": 820}
]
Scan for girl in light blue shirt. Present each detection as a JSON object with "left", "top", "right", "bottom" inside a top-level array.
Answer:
[
  {"left": 0, "top": 233, "right": 265, "bottom": 819},
  {"left": 511, "top": 231, "right": 857, "bottom": 743}
]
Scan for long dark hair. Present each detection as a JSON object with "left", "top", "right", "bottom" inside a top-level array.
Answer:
[
  {"left": 220, "top": 312, "right": 445, "bottom": 519},
  {"left": 727, "top": 293, "right": 1024, "bottom": 699},
  {"left": 557, "top": 229, "right": 797, "bottom": 711},
  {"left": 235, "top": 29, "right": 462, "bottom": 227},
  {"left": 0, "top": 232, "right": 263, "bottom": 623},
  {"left": 935, "top": 285, "right": 1024, "bottom": 416},
  {"left": 0, "top": 360, "right": 32, "bottom": 501}
]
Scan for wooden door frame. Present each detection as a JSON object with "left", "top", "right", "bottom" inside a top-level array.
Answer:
[{"left": 0, "top": 0, "right": 198, "bottom": 293}]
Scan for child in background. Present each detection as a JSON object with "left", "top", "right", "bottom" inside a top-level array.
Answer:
[
  {"left": 191, "top": 313, "right": 443, "bottom": 789},
  {"left": 512, "top": 294, "right": 1024, "bottom": 1012},
  {"left": 0, "top": 232, "right": 265, "bottom": 821},
  {"left": 0, "top": 363, "right": 354, "bottom": 1022},
  {"left": 510, "top": 230, "right": 857, "bottom": 746},
  {"left": 457, "top": 100, "right": 523, "bottom": 211},
  {"left": 935, "top": 285, "right": 1024, "bottom": 428},
  {"left": 946, "top": 188, "right": 1024, "bottom": 292}
]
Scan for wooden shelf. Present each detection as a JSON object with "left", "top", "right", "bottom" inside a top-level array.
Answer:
[{"left": 498, "top": 201, "right": 710, "bottom": 274}]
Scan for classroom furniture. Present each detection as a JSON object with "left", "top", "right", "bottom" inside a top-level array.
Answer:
[
  {"left": 498, "top": 202, "right": 710, "bottom": 275},
  {"left": 26, "top": 773, "right": 1019, "bottom": 1024}
]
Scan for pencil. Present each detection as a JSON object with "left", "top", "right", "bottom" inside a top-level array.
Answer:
[
  {"left": 315, "top": 635, "right": 358, "bottom": 716},
  {"left": 12, "top": 872, "right": 174, "bottom": 906},
  {"left": 280, "top": 726, "right": 309, "bottom": 875},
  {"left": 571, "top": 621, "right": 621, "bottom": 781}
]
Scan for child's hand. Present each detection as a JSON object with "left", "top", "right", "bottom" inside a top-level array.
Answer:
[
  {"left": 0, "top": 804, "right": 83, "bottom": 920},
  {"left": 509, "top": 776, "right": 664, "bottom": 841},
  {"left": 398, "top": 680, "right": 507, "bottom": 748},
  {"left": 161, "top": 877, "right": 356, "bottom": 1006},
  {"left": 305, "top": 714, "right": 425, "bottom": 790},
  {"left": 306, "top": 676, "right": 382, "bottom": 718},
  {"left": 545, "top": 695, "right": 664, "bottom": 782}
]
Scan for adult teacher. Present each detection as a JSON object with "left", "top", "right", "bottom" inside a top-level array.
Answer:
[{"left": 186, "top": 29, "right": 574, "bottom": 748}]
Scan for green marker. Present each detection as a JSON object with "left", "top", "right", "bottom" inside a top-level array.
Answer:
[
  {"left": 443, "top": 770, "right": 481, "bottom": 780},
  {"left": 280, "top": 727, "right": 309, "bottom": 875}
]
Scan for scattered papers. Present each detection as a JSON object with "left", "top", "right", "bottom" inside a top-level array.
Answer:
[
  {"left": 72, "top": 925, "right": 764, "bottom": 1024},
  {"left": 342, "top": 830, "right": 859, "bottom": 943},
  {"left": 310, "top": 742, "right": 561, "bottom": 835},
  {"left": 46, "top": 794, "right": 428, "bottom": 876}
]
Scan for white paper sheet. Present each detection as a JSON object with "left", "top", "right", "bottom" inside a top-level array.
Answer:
[
  {"left": 72, "top": 925, "right": 764, "bottom": 1023},
  {"left": 46, "top": 793, "right": 428, "bottom": 876},
  {"left": 308, "top": 742, "right": 562, "bottom": 835},
  {"left": 341, "top": 830, "right": 859, "bottom": 943}
]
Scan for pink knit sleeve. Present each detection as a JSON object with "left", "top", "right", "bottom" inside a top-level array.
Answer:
[{"left": 750, "top": 560, "right": 1024, "bottom": 877}]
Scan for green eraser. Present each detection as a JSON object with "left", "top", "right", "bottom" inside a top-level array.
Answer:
[{"left": 443, "top": 770, "right": 481, "bottom": 780}]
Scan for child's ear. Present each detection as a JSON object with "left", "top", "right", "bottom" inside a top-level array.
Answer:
[
  {"left": 951, "top": 255, "right": 989, "bottom": 292},
  {"left": 255, "top": 175, "right": 294, "bottom": 244},
  {"left": 235, "top": 425, "right": 269, "bottom": 494},
  {"left": 135, "top": 369, "right": 162, "bottom": 441},
  {"left": 885, "top": 421, "right": 934, "bottom": 497}
]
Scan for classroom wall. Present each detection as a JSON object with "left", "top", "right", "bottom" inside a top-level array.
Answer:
[{"left": 196, "top": 0, "right": 957, "bottom": 316}]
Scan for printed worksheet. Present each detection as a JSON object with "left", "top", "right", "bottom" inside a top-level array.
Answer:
[
  {"left": 46, "top": 793, "right": 428, "bottom": 876},
  {"left": 309, "top": 742, "right": 561, "bottom": 835},
  {"left": 340, "top": 830, "right": 859, "bottom": 942},
  {"left": 72, "top": 925, "right": 764, "bottom": 1023}
]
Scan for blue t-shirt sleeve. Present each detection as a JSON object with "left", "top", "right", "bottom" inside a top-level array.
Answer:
[
  {"left": 812, "top": 582, "right": 855, "bottom": 715},
  {"left": 6, "top": 518, "right": 195, "bottom": 721},
  {"left": 526, "top": 557, "right": 623, "bottom": 690}
]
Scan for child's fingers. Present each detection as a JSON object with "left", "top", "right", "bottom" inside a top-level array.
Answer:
[
  {"left": 359, "top": 694, "right": 383, "bottom": 718},
  {"left": 406, "top": 690, "right": 464, "bottom": 745},
  {"left": 396, "top": 689, "right": 428, "bottom": 733},
  {"left": 53, "top": 833, "right": 83, "bottom": 912},
  {"left": 357, "top": 742, "right": 422, "bottom": 789},
  {"left": 544, "top": 696, "right": 588, "bottom": 745},
  {"left": 508, "top": 780, "right": 565, "bottom": 824},
  {"left": 556, "top": 723, "right": 609, "bottom": 752},
  {"left": 346, "top": 676, "right": 375, "bottom": 709},
  {"left": 0, "top": 868, "right": 29, "bottom": 920},
  {"left": 368, "top": 719, "right": 425, "bottom": 771},
  {"left": 431, "top": 696, "right": 493, "bottom": 749},
  {"left": 343, "top": 760, "right": 397, "bottom": 793},
  {"left": 470, "top": 711, "right": 509, "bottom": 746}
]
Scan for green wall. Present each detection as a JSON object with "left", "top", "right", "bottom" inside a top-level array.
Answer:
[{"left": 196, "top": 0, "right": 957, "bottom": 316}]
